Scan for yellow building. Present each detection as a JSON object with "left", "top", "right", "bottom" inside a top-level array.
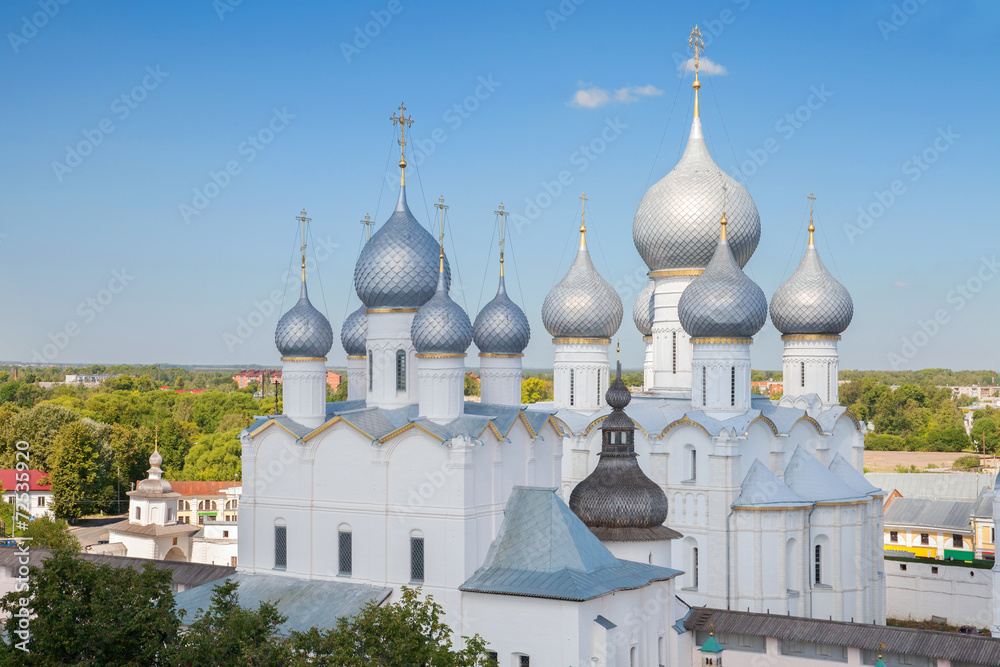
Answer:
[{"left": 171, "top": 481, "right": 240, "bottom": 526}]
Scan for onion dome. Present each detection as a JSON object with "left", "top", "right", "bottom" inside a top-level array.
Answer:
[
  {"left": 632, "top": 280, "right": 654, "bottom": 337},
  {"left": 633, "top": 91, "right": 760, "bottom": 272},
  {"left": 678, "top": 212, "right": 767, "bottom": 339},
  {"left": 354, "top": 185, "right": 451, "bottom": 309},
  {"left": 542, "top": 214, "right": 622, "bottom": 339},
  {"left": 570, "top": 359, "right": 678, "bottom": 541},
  {"left": 275, "top": 280, "right": 334, "bottom": 358},
  {"left": 340, "top": 306, "right": 368, "bottom": 357},
  {"left": 770, "top": 216, "right": 853, "bottom": 335},
  {"left": 411, "top": 256, "right": 472, "bottom": 355},
  {"left": 473, "top": 275, "right": 530, "bottom": 354},
  {"left": 133, "top": 447, "right": 174, "bottom": 495}
]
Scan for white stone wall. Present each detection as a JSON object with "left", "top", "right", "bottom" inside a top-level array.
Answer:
[
  {"left": 650, "top": 274, "right": 696, "bottom": 393},
  {"left": 365, "top": 310, "right": 418, "bottom": 408},
  {"left": 781, "top": 336, "right": 841, "bottom": 406},
  {"left": 552, "top": 340, "right": 610, "bottom": 410},
  {"left": 885, "top": 559, "right": 994, "bottom": 629},
  {"left": 479, "top": 354, "right": 522, "bottom": 406},
  {"left": 346, "top": 356, "right": 366, "bottom": 401}
]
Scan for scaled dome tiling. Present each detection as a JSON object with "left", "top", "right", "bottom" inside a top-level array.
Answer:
[
  {"left": 542, "top": 243, "right": 623, "bottom": 339},
  {"left": 340, "top": 305, "right": 368, "bottom": 357},
  {"left": 677, "top": 227, "right": 767, "bottom": 339},
  {"left": 633, "top": 115, "right": 761, "bottom": 271},
  {"left": 770, "top": 244, "right": 853, "bottom": 335},
  {"left": 411, "top": 272, "right": 473, "bottom": 355},
  {"left": 632, "top": 280, "right": 654, "bottom": 337},
  {"left": 275, "top": 282, "right": 334, "bottom": 358},
  {"left": 354, "top": 186, "right": 451, "bottom": 309},
  {"left": 472, "top": 276, "right": 530, "bottom": 355}
]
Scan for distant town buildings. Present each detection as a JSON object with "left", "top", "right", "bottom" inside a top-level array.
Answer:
[
  {"left": 750, "top": 380, "right": 783, "bottom": 396},
  {"left": 232, "top": 369, "right": 341, "bottom": 392},
  {"left": 0, "top": 469, "right": 53, "bottom": 520},
  {"left": 172, "top": 481, "right": 240, "bottom": 525},
  {"left": 64, "top": 373, "right": 114, "bottom": 386}
]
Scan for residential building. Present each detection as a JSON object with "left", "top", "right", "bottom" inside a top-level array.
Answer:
[
  {"left": 0, "top": 469, "right": 53, "bottom": 520},
  {"left": 172, "top": 481, "right": 240, "bottom": 525}
]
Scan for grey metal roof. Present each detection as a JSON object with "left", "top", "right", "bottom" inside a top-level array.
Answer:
[
  {"left": 274, "top": 280, "right": 334, "bottom": 358},
  {"left": 354, "top": 185, "right": 451, "bottom": 309},
  {"left": 783, "top": 446, "right": 869, "bottom": 504},
  {"left": 472, "top": 274, "right": 531, "bottom": 354},
  {"left": 541, "top": 240, "right": 622, "bottom": 339},
  {"left": 684, "top": 607, "right": 1000, "bottom": 665},
  {"left": 828, "top": 453, "right": 883, "bottom": 497},
  {"left": 864, "top": 472, "right": 995, "bottom": 502},
  {"left": 460, "top": 486, "right": 680, "bottom": 601},
  {"left": 733, "top": 459, "right": 812, "bottom": 509},
  {"left": 632, "top": 114, "right": 760, "bottom": 271},
  {"left": 632, "top": 280, "right": 654, "bottom": 337},
  {"left": 174, "top": 572, "right": 390, "bottom": 635},
  {"left": 677, "top": 232, "right": 767, "bottom": 339},
  {"left": 971, "top": 488, "right": 994, "bottom": 519},
  {"left": 411, "top": 269, "right": 472, "bottom": 354},
  {"left": 770, "top": 243, "right": 853, "bottom": 335},
  {"left": 884, "top": 497, "right": 974, "bottom": 533},
  {"left": 0, "top": 547, "right": 234, "bottom": 589},
  {"left": 340, "top": 305, "right": 367, "bottom": 357}
]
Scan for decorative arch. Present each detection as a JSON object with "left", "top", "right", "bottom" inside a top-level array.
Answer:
[{"left": 659, "top": 415, "right": 711, "bottom": 439}]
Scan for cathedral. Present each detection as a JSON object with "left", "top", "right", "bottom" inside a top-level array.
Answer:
[{"left": 226, "top": 30, "right": 884, "bottom": 666}]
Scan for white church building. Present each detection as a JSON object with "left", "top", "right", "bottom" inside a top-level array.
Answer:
[{"left": 172, "top": 33, "right": 917, "bottom": 666}]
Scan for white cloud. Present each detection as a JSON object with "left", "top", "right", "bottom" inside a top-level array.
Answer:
[
  {"left": 569, "top": 83, "right": 663, "bottom": 108},
  {"left": 677, "top": 56, "right": 728, "bottom": 76}
]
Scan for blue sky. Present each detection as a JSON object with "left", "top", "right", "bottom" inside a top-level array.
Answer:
[{"left": 1, "top": 0, "right": 997, "bottom": 372}]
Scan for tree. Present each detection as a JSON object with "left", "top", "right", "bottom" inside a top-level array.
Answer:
[
  {"left": 330, "top": 376, "right": 348, "bottom": 402},
  {"left": 288, "top": 586, "right": 490, "bottom": 666},
  {"left": 169, "top": 580, "right": 290, "bottom": 666},
  {"left": 0, "top": 550, "right": 179, "bottom": 665},
  {"left": 48, "top": 422, "right": 102, "bottom": 520},
  {"left": 18, "top": 516, "right": 79, "bottom": 550},
  {"left": 464, "top": 374, "right": 480, "bottom": 397},
  {"left": 0, "top": 402, "right": 80, "bottom": 471},
  {"left": 520, "top": 378, "right": 552, "bottom": 404},
  {"left": 178, "top": 428, "right": 243, "bottom": 482}
]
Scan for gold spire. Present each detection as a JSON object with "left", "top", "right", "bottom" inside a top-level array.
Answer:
[
  {"left": 578, "top": 192, "right": 588, "bottom": 248},
  {"left": 361, "top": 213, "right": 373, "bottom": 242},
  {"left": 390, "top": 102, "right": 414, "bottom": 186},
  {"left": 434, "top": 195, "right": 448, "bottom": 273},
  {"left": 616, "top": 340, "right": 620, "bottom": 363},
  {"left": 495, "top": 203, "right": 509, "bottom": 277},
  {"left": 296, "top": 209, "right": 311, "bottom": 282},
  {"left": 807, "top": 191, "right": 816, "bottom": 246},
  {"left": 154, "top": 425, "right": 159, "bottom": 453},
  {"left": 720, "top": 182, "right": 728, "bottom": 241},
  {"left": 689, "top": 25, "right": 705, "bottom": 118}
]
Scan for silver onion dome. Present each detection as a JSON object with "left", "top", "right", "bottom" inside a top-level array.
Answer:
[
  {"left": 340, "top": 305, "right": 368, "bottom": 357},
  {"left": 133, "top": 448, "right": 174, "bottom": 495},
  {"left": 678, "top": 220, "right": 767, "bottom": 339},
  {"left": 473, "top": 275, "right": 530, "bottom": 354},
  {"left": 632, "top": 280, "right": 654, "bottom": 337},
  {"left": 275, "top": 281, "right": 334, "bottom": 358},
  {"left": 354, "top": 186, "right": 451, "bottom": 309},
  {"left": 542, "top": 237, "right": 622, "bottom": 339},
  {"left": 633, "top": 114, "right": 761, "bottom": 271},
  {"left": 411, "top": 269, "right": 472, "bottom": 354},
  {"left": 770, "top": 242, "right": 853, "bottom": 335}
]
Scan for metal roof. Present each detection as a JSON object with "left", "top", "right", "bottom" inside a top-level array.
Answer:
[
  {"left": 971, "top": 488, "right": 994, "bottom": 519},
  {"left": 460, "top": 486, "right": 680, "bottom": 601},
  {"left": 174, "top": 572, "right": 390, "bottom": 635},
  {"left": 884, "top": 497, "right": 974, "bottom": 533},
  {"left": 684, "top": 607, "right": 1000, "bottom": 665},
  {"left": 733, "top": 460, "right": 812, "bottom": 509},
  {"left": 828, "top": 453, "right": 883, "bottom": 497},
  {"left": 864, "top": 472, "right": 995, "bottom": 502},
  {"left": 783, "top": 446, "right": 869, "bottom": 504}
]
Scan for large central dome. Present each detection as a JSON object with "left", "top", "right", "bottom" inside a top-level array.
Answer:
[{"left": 633, "top": 114, "right": 760, "bottom": 271}]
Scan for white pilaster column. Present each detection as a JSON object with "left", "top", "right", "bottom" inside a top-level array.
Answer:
[
  {"left": 479, "top": 354, "right": 523, "bottom": 406},
  {"left": 781, "top": 335, "right": 841, "bottom": 406},
  {"left": 690, "top": 338, "right": 752, "bottom": 419},
  {"left": 365, "top": 309, "right": 418, "bottom": 409}
]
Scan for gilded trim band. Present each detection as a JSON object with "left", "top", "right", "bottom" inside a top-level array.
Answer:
[
  {"left": 280, "top": 356, "right": 327, "bottom": 362},
  {"left": 648, "top": 269, "right": 703, "bottom": 278},
  {"left": 365, "top": 307, "right": 419, "bottom": 314},
  {"left": 690, "top": 337, "right": 753, "bottom": 345},
  {"left": 781, "top": 334, "right": 841, "bottom": 342},
  {"left": 479, "top": 353, "right": 524, "bottom": 359},
  {"left": 415, "top": 353, "right": 467, "bottom": 359},
  {"left": 552, "top": 337, "right": 612, "bottom": 345}
]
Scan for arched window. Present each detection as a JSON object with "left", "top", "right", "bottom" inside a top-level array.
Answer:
[
  {"left": 569, "top": 369, "right": 575, "bottom": 407},
  {"left": 629, "top": 646, "right": 637, "bottom": 666},
  {"left": 596, "top": 372, "right": 601, "bottom": 406},
  {"left": 672, "top": 331, "right": 677, "bottom": 373},
  {"left": 689, "top": 448, "right": 697, "bottom": 482},
  {"left": 701, "top": 366, "right": 707, "bottom": 405},
  {"left": 786, "top": 538, "right": 799, "bottom": 593},
  {"left": 167, "top": 508, "right": 173, "bottom": 522},
  {"left": 368, "top": 351, "right": 373, "bottom": 391},
  {"left": 827, "top": 364, "right": 832, "bottom": 401},
  {"left": 338, "top": 524, "right": 353, "bottom": 576},
  {"left": 274, "top": 522, "right": 287, "bottom": 570},
  {"left": 135, "top": 506, "right": 141, "bottom": 521},
  {"left": 801, "top": 361, "right": 805, "bottom": 388},
  {"left": 410, "top": 530, "right": 425, "bottom": 583},
  {"left": 814, "top": 544, "right": 822, "bottom": 584},
  {"left": 730, "top": 366, "right": 736, "bottom": 406},
  {"left": 395, "top": 350, "right": 406, "bottom": 391},
  {"left": 692, "top": 546, "right": 699, "bottom": 588}
]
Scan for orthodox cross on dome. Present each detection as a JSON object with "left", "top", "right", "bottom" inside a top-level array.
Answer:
[
  {"left": 494, "top": 203, "right": 509, "bottom": 276},
  {"left": 434, "top": 195, "right": 448, "bottom": 272},
  {"left": 390, "top": 102, "right": 414, "bottom": 185},
  {"left": 720, "top": 182, "right": 728, "bottom": 240},
  {"left": 807, "top": 191, "right": 817, "bottom": 245},
  {"left": 578, "top": 192, "right": 588, "bottom": 247},
  {"left": 689, "top": 25, "right": 705, "bottom": 117},
  {"left": 360, "top": 213, "right": 373, "bottom": 242},
  {"left": 296, "top": 209, "right": 311, "bottom": 281}
]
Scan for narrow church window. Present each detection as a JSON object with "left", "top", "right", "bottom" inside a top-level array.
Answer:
[
  {"left": 801, "top": 362, "right": 805, "bottom": 388},
  {"left": 690, "top": 449, "right": 697, "bottom": 481},
  {"left": 630, "top": 646, "right": 637, "bottom": 667},
  {"left": 274, "top": 525, "right": 287, "bottom": 569},
  {"left": 827, "top": 364, "right": 831, "bottom": 401},
  {"left": 410, "top": 536, "right": 425, "bottom": 582},
  {"left": 396, "top": 350, "right": 406, "bottom": 391},
  {"left": 692, "top": 546, "right": 699, "bottom": 588},
  {"left": 701, "top": 367, "right": 706, "bottom": 405},
  {"left": 167, "top": 508, "right": 172, "bottom": 522},
  {"left": 672, "top": 332, "right": 677, "bottom": 373},
  {"left": 368, "top": 351, "right": 373, "bottom": 391},
  {"left": 519, "top": 656, "right": 530, "bottom": 667},
  {"left": 730, "top": 366, "right": 735, "bottom": 406},
  {"left": 486, "top": 652, "right": 498, "bottom": 665},
  {"left": 597, "top": 373, "right": 601, "bottom": 405},
  {"left": 135, "top": 506, "right": 141, "bottom": 521},
  {"left": 569, "top": 369, "right": 575, "bottom": 407},
  {"left": 339, "top": 530, "right": 353, "bottom": 576},
  {"left": 814, "top": 544, "right": 821, "bottom": 584}
]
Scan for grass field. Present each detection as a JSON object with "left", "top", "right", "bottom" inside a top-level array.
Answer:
[{"left": 863, "top": 450, "right": 981, "bottom": 472}]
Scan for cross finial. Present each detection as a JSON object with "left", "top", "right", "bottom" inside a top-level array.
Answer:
[
  {"left": 434, "top": 195, "right": 448, "bottom": 272},
  {"left": 390, "top": 102, "right": 414, "bottom": 184},
  {"left": 720, "top": 182, "right": 728, "bottom": 241},
  {"left": 689, "top": 25, "right": 705, "bottom": 117},
  {"left": 495, "top": 203, "right": 509, "bottom": 277},
  {"left": 878, "top": 643, "right": 885, "bottom": 659},
  {"left": 807, "top": 191, "right": 816, "bottom": 245},
  {"left": 154, "top": 425, "right": 159, "bottom": 452},
  {"left": 578, "top": 192, "right": 588, "bottom": 247},
  {"left": 361, "top": 213, "right": 373, "bottom": 242},
  {"left": 296, "top": 209, "right": 312, "bottom": 281}
]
